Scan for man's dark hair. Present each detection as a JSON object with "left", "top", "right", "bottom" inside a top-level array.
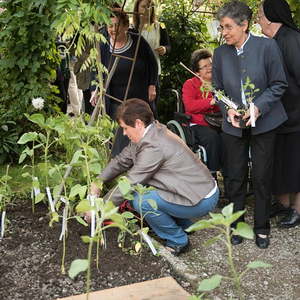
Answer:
[
  {"left": 116, "top": 99, "right": 154, "bottom": 127},
  {"left": 190, "top": 49, "right": 212, "bottom": 72}
]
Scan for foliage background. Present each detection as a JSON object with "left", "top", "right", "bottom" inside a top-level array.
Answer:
[{"left": 0, "top": 0, "right": 300, "bottom": 159}]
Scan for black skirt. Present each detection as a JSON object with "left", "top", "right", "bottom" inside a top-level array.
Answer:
[{"left": 272, "top": 131, "right": 300, "bottom": 194}]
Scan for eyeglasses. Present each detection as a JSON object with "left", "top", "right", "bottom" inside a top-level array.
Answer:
[
  {"left": 217, "top": 23, "right": 243, "bottom": 33},
  {"left": 217, "top": 25, "right": 235, "bottom": 32},
  {"left": 199, "top": 62, "right": 212, "bottom": 70}
]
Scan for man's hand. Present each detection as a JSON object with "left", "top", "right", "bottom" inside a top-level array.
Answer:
[
  {"left": 155, "top": 46, "right": 166, "bottom": 56},
  {"left": 227, "top": 108, "right": 241, "bottom": 128},
  {"left": 148, "top": 85, "right": 156, "bottom": 102},
  {"left": 90, "top": 90, "right": 99, "bottom": 107},
  {"left": 244, "top": 105, "right": 260, "bottom": 127}
]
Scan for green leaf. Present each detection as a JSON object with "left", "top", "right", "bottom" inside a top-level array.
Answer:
[
  {"left": 70, "top": 150, "right": 83, "bottom": 165},
  {"left": 147, "top": 198, "right": 158, "bottom": 210},
  {"left": 68, "top": 259, "right": 89, "bottom": 279},
  {"left": 81, "top": 235, "right": 92, "bottom": 243},
  {"left": 89, "top": 163, "right": 101, "bottom": 174},
  {"left": 246, "top": 260, "right": 272, "bottom": 269},
  {"left": 122, "top": 211, "right": 135, "bottom": 219},
  {"left": 26, "top": 113, "right": 45, "bottom": 127},
  {"left": 224, "top": 210, "right": 246, "bottom": 226},
  {"left": 69, "top": 184, "right": 87, "bottom": 200},
  {"left": 197, "top": 275, "right": 222, "bottom": 292},
  {"left": 118, "top": 177, "right": 132, "bottom": 196},
  {"left": 75, "top": 216, "right": 88, "bottom": 227},
  {"left": 76, "top": 200, "right": 92, "bottom": 213},
  {"left": 233, "top": 222, "right": 254, "bottom": 239},
  {"left": 186, "top": 220, "right": 214, "bottom": 232},
  {"left": 18, "top": 152, "right": 27, "bottom": 164},
  {"left": 17, "top": 132, "right": 38, "bottom": 144},
  {"left": 222, "top": 203, "right": 233, "bottom": 217},
  {"left": 35, "top": 193, "right": 45, "bottom": 204}
]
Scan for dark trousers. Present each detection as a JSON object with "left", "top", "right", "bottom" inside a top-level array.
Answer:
[
  {"left": 191, "top": 125, "right": 222, "bottom": 172},
  {"left": 222, "top": 129, "right": 276, "bottom": 235}
]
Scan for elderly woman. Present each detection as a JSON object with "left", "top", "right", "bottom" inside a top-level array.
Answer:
[
  {"left": 90, "top": 8, "right": 158, "bottom": 156},
  {"left": 182, "top": 49, "right": 222, "bottom": 174},
  {"left": 213, "top": 0, "right": 287, "bottom": 248},
  {"left": 257, "top": 0, "right": 300, "bottom": 228}
]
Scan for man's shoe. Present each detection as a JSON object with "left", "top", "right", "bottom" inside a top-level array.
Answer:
[
  {"left": 279, "top": 209, "right": 300, "bottom": 228},
  {"left": 165, "top": 241, "right": 190, "bottom": 256},
  {"left": 255, "top": 234, "right": 270, "bottom": 249},
  {"left": 231, "top": 235, "right": 243, "bottom": 245},
  {"left": 270, "top": 202, "right": 291, "bottom": 218}
]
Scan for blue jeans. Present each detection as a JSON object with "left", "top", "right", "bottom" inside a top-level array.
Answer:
[{"left": 131, "top": 188, "right": 219, "bottom": 247}]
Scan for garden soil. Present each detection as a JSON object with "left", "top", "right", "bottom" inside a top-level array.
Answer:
[
  {"left": 0, "top": 198, "right": 299, "bottom": 300},
  {"left": 0, "top": 201, "right": 184, "bottom": 300}
]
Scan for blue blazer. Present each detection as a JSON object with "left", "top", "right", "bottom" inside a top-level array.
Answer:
[{"left": 213, "top": 34, "right": 288, "bottom": 137}]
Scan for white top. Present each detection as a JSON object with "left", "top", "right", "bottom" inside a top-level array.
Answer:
[{"left": 141, "top": 22, "right": 161, "bottom": 74}]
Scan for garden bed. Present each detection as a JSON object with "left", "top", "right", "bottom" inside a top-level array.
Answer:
[{"left": 0, "top": 200, "right": 185, "bottom": 300}]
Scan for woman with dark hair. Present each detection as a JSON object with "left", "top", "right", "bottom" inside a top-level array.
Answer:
[
  {"left": 213, "top": 0, "right": 288, "bottom": 248},
  {"left": 182, "top": 49, "right": 222, "bottom": 174},
  {"left": 132, "top": 0, "right": 171, "bottom": 118},
  {"left": 90, "top": 8, "right": 158, "bottom": 156},
  {"left": 257, "top": 0, "right": 300, "bottom": 228}
]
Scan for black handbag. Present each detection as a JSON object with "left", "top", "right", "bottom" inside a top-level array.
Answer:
[{"left": 204, "top": 112, "right": 223, "bottom": 128}]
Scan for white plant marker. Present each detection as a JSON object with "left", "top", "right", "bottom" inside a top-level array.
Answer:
[
  {"left": 46, "top": 187, "right": 55, "bottom": 213},
  {"left": 0, "top": 211, "right": 6, "bottom": 239},
  {"left": 141, "top": 231, "right": 157, "bottom": 255},
  {"left": 250, "top": 103, "right": 256, "bottom": 127},
  {"left": 33, "top": 177, "right": 40, "bottom": 197},
  {"left": 59, "top": 197, "right": 68, "bottom": 241},
  {"left": 88, "top": 194, "right": 96, "bottom": 237}
]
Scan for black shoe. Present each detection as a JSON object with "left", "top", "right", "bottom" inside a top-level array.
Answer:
[
  {"left": 165, "top": 241, "right": 190, "bottom": 256},
  {"left": 270, "top": 202, "right": 291, "bottom": 218},
  {"left": 231, "top": 235, "right": 243, "bottom": 245},
  {"left": 255, "top": 234, "right": 270, "bottom": 249},
  {"left": 279, "top": 209, "right": 300, "bottom": 228}
]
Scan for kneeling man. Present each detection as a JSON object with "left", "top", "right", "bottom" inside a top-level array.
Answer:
[{"left": 93, "top": 99, "right": 219, "bottom": 255}]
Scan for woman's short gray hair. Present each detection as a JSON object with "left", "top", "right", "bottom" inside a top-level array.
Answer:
[{"left": 216, "top": 0, "right": 252, "bottom": 26}]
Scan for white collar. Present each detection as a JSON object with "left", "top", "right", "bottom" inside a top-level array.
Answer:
[
  {"left": 236, "top": 33, "right": 251, "bottom": 55},
  {"left": 142, "top": 123, "right": 153, "bottom": 138}
]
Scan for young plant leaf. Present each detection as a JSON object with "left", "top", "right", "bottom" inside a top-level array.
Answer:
[
  {"left": 186, "top": 220, "right": 214, "bottom": 232},
  {"left": 246, "top": 260, "right": 272, "bottom": 269},
  {"left": 122, "top": 211, "right": 135, "bottom": 219},
  {"left": 221, "top": 203, "right": 233, "bottom": 217},
  {"left": 17, "top": 132, "right": 38, "bottom": 144},
  {"left": 118, "top": 177, "right": 132, "bottom": 196},
  {"left": 76, "top": 200, "right": 92, "bottom": 213},
  {"left": 68, "top": 259, "right": 89, "bottom": 279},
  {"left": 197, "top": 274, "right": 222, "bottom": 292},
  {"left": 147, "top": 198, "right": 158, "bottom": 210},
  {"left": 75, "top": 216, "right": 88, "bottom": 227},
  {"left": 34, "top": 193, "right": 45, "bottom": 204},
  {"left": 233, "top": 222, "right": 254, "bottom": 239}
]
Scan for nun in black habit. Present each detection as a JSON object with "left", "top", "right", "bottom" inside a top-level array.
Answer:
[{"left": 257, "top": 0, "right": 300, "bottom": 228}]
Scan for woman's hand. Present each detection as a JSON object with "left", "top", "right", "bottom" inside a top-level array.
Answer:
[
  {"left": 148, "top": 85, "right": 156, "bottom": 101},
  {"left": 227, "top": 108, "right": 241, "bottom": 128},
  {"left": 155, "top": 46, "right": 166, "bottom": 56},
  {"left": 90, "top": 90, "right": 98, "bottom": 107}
]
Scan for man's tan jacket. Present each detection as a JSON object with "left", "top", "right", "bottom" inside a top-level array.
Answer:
[{"left": 100, "top": 122, "right": 214, "bottom": 206}]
